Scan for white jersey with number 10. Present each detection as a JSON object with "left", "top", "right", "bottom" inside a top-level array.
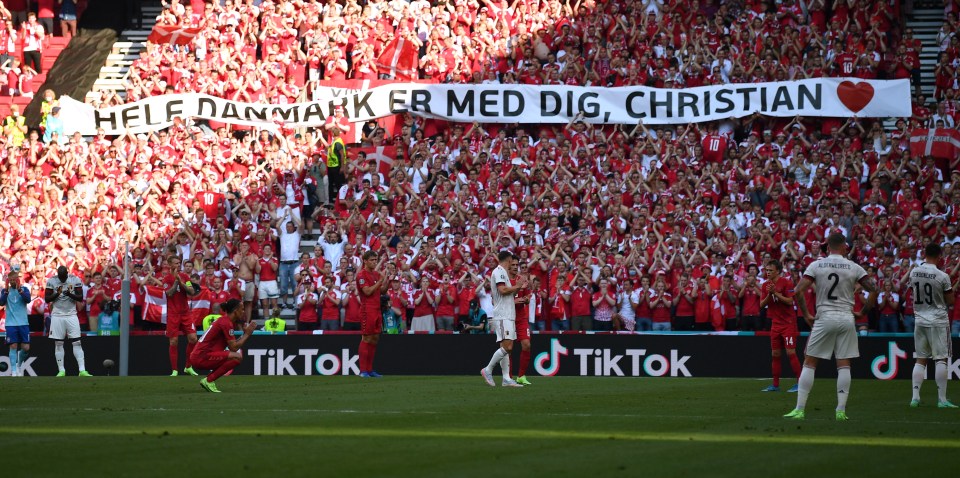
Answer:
[{"left": 802, "top": 254, "right": 867, "bottom": 316}]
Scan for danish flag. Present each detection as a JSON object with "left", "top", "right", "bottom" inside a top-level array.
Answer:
[
  {"left": 909, "top": 128, "right": 960, "bottom": 160},
  {"left": 148, "top": 25, "right": 202, "bottom": 46},
  {"left": 351, "top": 146, "right": 396, "bottom": 181},
  {"left": 376, "top": 35, "right": 419, "bottom": 81},
  {"left": 142, "top": 285, "right": 168, "bottom": 324},
  {"left": 188, "top": 288, "right": 212, "bottom": 328}
]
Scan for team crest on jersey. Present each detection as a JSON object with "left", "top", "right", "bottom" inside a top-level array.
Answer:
[{"left": 359, "top": 279, "right": 365, "bottom": 285}]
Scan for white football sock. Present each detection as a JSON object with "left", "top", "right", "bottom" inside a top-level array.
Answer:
[
  {"left": 912, "top": 364, "right": 926, "bottom": 401},
  {"left": 795, "top": 365, "right": 816, "bottom": 410},
  {"left": 499, "top": 354, "right": 511, "bottom": 380},
  {"left": 485, "top": 348, "right": 506, "bottom": 375},
  {"left": 836, "top": 366, "right": 851, "bottom": 412},
  {"left": 8, "top": 349, "right": 17, "bottom": 374},
  {"left": 936, "top": 360, "right": 948, "bottom": 403},
  {"left": 54, "top": 341, "right": 65, "bottom": 372},
  {"left": 72, "top": 341, "right": 86, "bottom": 372}
]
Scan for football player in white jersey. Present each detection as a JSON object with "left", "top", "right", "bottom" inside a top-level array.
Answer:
[
  {"left": 786, "top": 234, "right": 878, "bottom": 421},
  {"left": 480, "top": 251, "right": 527, "bottom": 387},
  {"left": 908, "top": 243, "right": 957, "bottom": 408},
  {"left": 45, "top": 265, "right": 92, "bottom": 377}
]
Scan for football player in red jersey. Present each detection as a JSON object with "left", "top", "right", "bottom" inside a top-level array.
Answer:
[
  {"left": 356, "top": 250, "right": 388, "bottom": 377},
  {"left": 162, "top": 255, "right": 201, "bottom": 377},
  {"left": 191, "top": 299, "right": 256, "bottom": 393},
  {"left": 510, "top": 260, "right": 533, "bottom": 385},
  {"left": 759, "top": 260, "right": 803, "bottom": 393}
]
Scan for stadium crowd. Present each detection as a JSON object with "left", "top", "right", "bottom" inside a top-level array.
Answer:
[{"left": 1, "top": 0, "right": 959, "bottom": 337}]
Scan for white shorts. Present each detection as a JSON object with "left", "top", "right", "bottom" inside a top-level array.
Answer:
[
  {"left": 805, "top": 314, "right": 859, "bottom": 360},
  {"left": 915, "top": 325, "right": 952, "bottom": 360},
  {"left": 241, "top": 281, "right": 256, "bottom": 302},
  {"left": 50, "top": 313, "right": 81, "bottom": 340},
  {"left": 258, "top": 280, "right": 279, "bottom": 299},
  {"left": 411, "top": 314, "right": 435, "bottom": 333},
  {"left": 491, "top": 319, "right": 517, "bottom": 343}
]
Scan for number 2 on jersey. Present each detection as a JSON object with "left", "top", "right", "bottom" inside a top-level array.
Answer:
[{"left": 826, "top": 273, "right": 839, "bottom": 301}]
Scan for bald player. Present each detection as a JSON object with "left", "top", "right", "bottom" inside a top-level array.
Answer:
[{"left": 785, "top": 233, "right": 878, "bottom": 421}]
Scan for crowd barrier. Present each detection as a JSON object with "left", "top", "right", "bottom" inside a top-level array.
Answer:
[{"left": 3, "top": 332, "right": 953, "bottom": 380}]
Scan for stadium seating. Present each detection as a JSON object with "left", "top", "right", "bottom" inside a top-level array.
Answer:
[{"left": 3, "top": 0, "right": 958, "bottom": 335}]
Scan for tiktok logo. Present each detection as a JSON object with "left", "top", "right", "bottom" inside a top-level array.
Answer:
[
  {"left": 534, "top": 338, "right": 569, "bottom": 376},
  {"left": 871, "top": 341, "right": 907, "bottom": 380}
]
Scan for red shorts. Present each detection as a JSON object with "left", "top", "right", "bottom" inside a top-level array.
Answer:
[
  {"left": 166, "top": 313, "right": 197, "bottom": 338},
  {"left": 516, "top": 319, "right": 531, "bottom": 341},
  {"left": 770, "top": 325, "right": 798, "bottom": 350},
  {"left": 360, "top": 309, "right": 382, "bottom": 335},
  {"left": 190, "top": 350, "right": 231, "bottom": 369}
]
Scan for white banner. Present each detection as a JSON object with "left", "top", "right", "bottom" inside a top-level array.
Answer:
[{"left": 63, "top": 78, "right": 911, "bottom": 135}]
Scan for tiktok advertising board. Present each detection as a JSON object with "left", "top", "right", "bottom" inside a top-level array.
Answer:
[{"left": 2, "top": 334, "right": 954, "bottom": 379}]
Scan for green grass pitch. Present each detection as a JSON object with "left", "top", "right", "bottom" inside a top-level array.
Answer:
[{"left": 0, "top": 376, "right": 957, "bottom": 477}]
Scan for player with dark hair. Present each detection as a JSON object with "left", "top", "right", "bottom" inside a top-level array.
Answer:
[
  {"left": 46, "top": 265, "right": 91, "bottom": 376},
  {"left": 908, "top": 243, "right": 957, "bottom": 408},
  {"left": 481, "top": 250, "right": 526, "bottom": 387},
  {"left": 510, "top": 257, "right": 533, "bottom": 385},
  {"left": 357, "top": 250, "right": 388, "bottom": 377},
  {"left": 190, "top": 299, "right": 256, "bottom": 393},
  {"left": 786, "top": 233, "right": 878, "bottom": 420},
  {"left": 759, "top": 260, "right": 802, "bottom": 393}
]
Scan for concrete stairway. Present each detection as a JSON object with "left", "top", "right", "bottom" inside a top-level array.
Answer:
[{"left": 85, "top": 3, "right": 161, "bottom": 102}]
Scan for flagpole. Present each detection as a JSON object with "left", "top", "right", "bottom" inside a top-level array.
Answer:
[{"left": 119, "top": 241, "right": 131, "bottom": 377}]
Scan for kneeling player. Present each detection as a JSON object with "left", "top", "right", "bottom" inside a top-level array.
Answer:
[
  {"left": 759, "top": 260, "right": 802, "bottom": 392},
  {"left": 190, "top": 299, "right": 256, "bottom": 393}
]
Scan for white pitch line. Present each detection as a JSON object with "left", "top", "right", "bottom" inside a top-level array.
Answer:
[
  {"left": 0, "top": 407, "right": 955, "bottom": 426},
  {"left": 1, "top": 425, "right": 958, "bottom": 448}
]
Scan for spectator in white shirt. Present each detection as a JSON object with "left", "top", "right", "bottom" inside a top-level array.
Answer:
[
  {"left": 318, "top": 225, "right": 347, "bottom": 272},
  {"left": 20, "top": 13, "right": 43, "bottom": 74},
  {"left": 277, "top": 210, "right": 302, "bottom": 309}
]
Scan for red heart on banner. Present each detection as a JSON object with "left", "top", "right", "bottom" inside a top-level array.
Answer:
[{"left": 836, "top": 81, "right": 875, "bottom": 113}]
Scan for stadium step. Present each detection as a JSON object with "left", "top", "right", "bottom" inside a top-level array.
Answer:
[
  {"left": 99, "top": 66, "right": 126, "bottom": 76},
  {"left": 906, "top": 7, "right": 944, "bottom": 100},
  {"left": 105, "top": 53, "right": 138, "bottom": 64},
  {"left": 11, "top": 96, "right": 32, "bottom": 107},
  {"left": 86, "top": 3, "right": 158, "bottom": 102},
  {"left": 92, "top": 79, "right": 128, "bottom": 90},
  {"left": 122, "top": 29, "right": 153, "bottom": 38},
  {"left": 112, "top": 42, "right": 144, "bottom": 54}
]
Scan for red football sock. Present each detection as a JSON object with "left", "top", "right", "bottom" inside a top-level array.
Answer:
[
  {"left": 368, "top": 342, "right": 378, "bottom": 371},
  {"left": 207, "top": 359, "right": 239, "bottom": 382},
  {"left": 519, "top": 349, "right": 530, "bottom": 377},
  {"left": 788, "top": 353, "right": 802, "bottom": 378},
  {"left": 169, "top": 345, "right": 178, "bottom": 372},
  {"left": 772, "top": 357, "right": 782, "bottom": 387},
  {"left": 185, "top": 342, "right": 196, "bottom": 367},
  {"left": 358, "top": 342, "right": 369, "bottom": 373}
]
